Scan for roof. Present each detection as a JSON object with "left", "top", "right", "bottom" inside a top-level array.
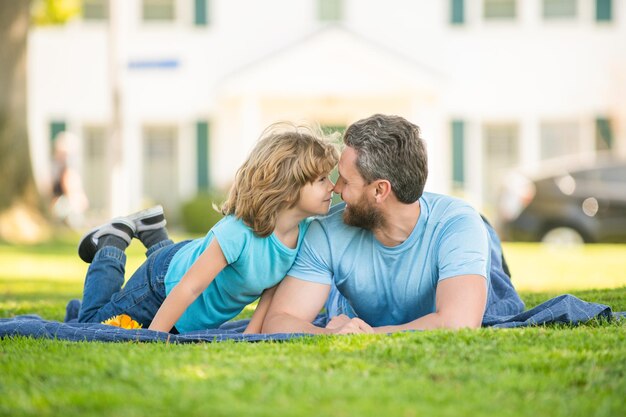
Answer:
[{"left": 218, "top": 24, "right": 445, "bottom": 97}]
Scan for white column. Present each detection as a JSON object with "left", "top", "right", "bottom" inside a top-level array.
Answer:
[
  {"left": 108, "top": 0, "right": 127, "bottom": 216},
  {"left": 411, "top": 97, "right": 446, "bottom": 194},
  {"left": 178, "top": 122, "right": 195, "bottom": 200},
  {"left": 520, "top": 114, "right": 540, "bottom": 171},
  {"left": 466, "top": 117, "right": 484, "bottom": 210},
  {"left": 240, "top": 94, "right": 262, "bottom": 152}
]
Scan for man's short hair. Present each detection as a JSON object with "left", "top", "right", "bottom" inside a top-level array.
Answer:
[{"left": 344, "top": 114, "right": 428, "bottom": 203}]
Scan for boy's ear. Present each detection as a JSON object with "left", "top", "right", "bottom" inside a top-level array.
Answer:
[{"left": 373, "top": 180, "right": 392, "bottom": 203}]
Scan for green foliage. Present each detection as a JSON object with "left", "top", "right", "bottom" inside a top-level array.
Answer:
[
  {"left": 180, "top": 192, "right": 226, "bottom": 235},
  {"left": 31, "top": 0, "right": 80, "bottom": 25}
]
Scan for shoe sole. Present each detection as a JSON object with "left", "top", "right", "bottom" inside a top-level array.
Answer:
[
  {"left": 77, "top": 218, "right": 135, "bottom": 264},
  {"left": 78, "top": 228, "right": 99, "bottom": 263},
  {"left": 126, "top": 205, "right": 164, "bottom": 222},
  {"left": 126, "top": 205, "right": 166, "bottom": 234}
]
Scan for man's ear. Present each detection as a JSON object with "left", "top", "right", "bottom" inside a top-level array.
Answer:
[{"left": 373, "top": 180, "right": 392, "bottom": 203}]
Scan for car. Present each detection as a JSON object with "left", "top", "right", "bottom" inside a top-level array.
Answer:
[{"left": 497, "top": 155, "right": 626, "bottom": 244}]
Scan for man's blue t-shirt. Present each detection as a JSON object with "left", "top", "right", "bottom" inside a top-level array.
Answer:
[
  {"left": 287, "top": 192, "right": 491, "bottom": 327},
  {"left": 165, "top": 215, "right": 310, "bottom": 332}
]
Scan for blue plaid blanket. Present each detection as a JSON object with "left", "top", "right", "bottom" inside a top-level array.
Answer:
[{"left": 0, "top": 294, "right": 622, "bottom": 343}]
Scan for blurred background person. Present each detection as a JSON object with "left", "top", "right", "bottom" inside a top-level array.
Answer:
[{"left": 50, "top": 132, "right": 89, "bottom": 230}]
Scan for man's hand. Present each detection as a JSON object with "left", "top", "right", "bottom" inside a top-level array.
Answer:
[
  {"left": 325, "top": 314, "right": 373, "bottom": 334},
  {"left": 325, "top": 314, "right": 352, "bottom": 329}
]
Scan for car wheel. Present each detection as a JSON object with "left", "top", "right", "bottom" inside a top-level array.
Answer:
[{"left": 541, "top": 227, "right": 585, "bottom": 246}]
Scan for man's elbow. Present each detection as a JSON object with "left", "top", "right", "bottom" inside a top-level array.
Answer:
[
  {"left": 439, "top": 313, "right": 483, "bottom": 329},
  {"left": 261, "top": 310, "right": 282, "bottom": 334}
]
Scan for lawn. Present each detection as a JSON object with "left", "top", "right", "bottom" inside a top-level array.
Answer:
[{"left": 1, "top": 238, "right": 625, "bottom": 417}]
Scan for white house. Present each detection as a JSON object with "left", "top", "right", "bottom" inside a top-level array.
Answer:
[{"left": 28, "top": 0, "right": 626, "bottom": 225}]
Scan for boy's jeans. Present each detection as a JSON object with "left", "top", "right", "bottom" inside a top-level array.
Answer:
[{"left": 78, "top": 239, "right": 189, "bottom": 329}]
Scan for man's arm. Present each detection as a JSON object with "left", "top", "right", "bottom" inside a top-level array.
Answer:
[
  {"left": 262, "top": 277, "right": 372, "bottom": 334},
  {"left": 243, "top": 285, "right": 277, "bottom": 334},
  {"left": 373, "top": 274, "right": 487, "bottom": 333}
]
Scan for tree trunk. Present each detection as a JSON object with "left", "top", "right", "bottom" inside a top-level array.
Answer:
[{"left": 0, "top": 0, "right": 50, "bottom": 243}]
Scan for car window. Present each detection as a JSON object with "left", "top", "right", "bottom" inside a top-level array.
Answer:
[
  {"left": 571, "top": 168, "right": 599, "bottom": 182},
  {"left": 598, "top": 166, "right": 626, "bottom": 182},
  {"left": 571, "top": 164, "right": 626, "bottom": 183}
]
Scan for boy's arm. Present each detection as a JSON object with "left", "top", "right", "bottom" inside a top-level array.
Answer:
[
  {"left": 148, "top": 239, "right": 227, "bottom": 332},
  {"left": 243, "top": 285, "right": 277, "bottom": 334}
]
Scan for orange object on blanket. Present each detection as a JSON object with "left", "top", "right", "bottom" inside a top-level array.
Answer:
[{"left": 101, "top": 314, "right": 142, "bottom": 329}]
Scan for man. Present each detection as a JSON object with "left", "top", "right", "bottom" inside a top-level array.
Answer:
[{"left": 263, "top": 114, "right": 524, "bottom": 334}]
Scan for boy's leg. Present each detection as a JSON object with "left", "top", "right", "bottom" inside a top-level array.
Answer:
[
  {"left": 78, "top": 218, "right": 135, "bottom": 264},
  {"left": 80, "top": 240, "right": 186, "bottom": 328},
  {"left": 78, "top": 246, "right": 128, "bottom": 322},
  {"left": 125, "top": 205, "right": 171, "bottom": 253},
  {"left": 76, "top": 206, "right": 174, "bottom": 326},
  {"left": 77, "top": 218, "right": 135, "bottom": 322}
]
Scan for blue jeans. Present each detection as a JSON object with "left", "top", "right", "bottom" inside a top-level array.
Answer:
[{"left": 78, "top": 239, "right": 189, "bottom": 329}]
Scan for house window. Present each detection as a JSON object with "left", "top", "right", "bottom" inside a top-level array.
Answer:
[
  {"left": 596, "top": 0, "right": 612, "bottom": 22},
  {"left": 483, "top": 123, "right": 520, "bottom": 208},
  {"left": 194, "top": 0, "right": 209, "bottom": 26},
  {"left": 50, "top": 121, "right": 67, "bottom": 146},
  {"left": 543, "top": 0, "right": 577, "bottom": 19},
  {"left": 540, "top": 121, "right": 580, "bottom": 160},
  {"left": 318, "top": 0, "right": 343, "bottom": 22},
  {"left": 595, "top": 117, "right": 613, "bottom": 151},
  {"left": 82, "top": 125, "right": 108, "bottom": 211},
  {"left": 196, "top": 121, "right": 210, "bottom": 192},
  {"left": 451, "top": 0, "right": 465, "bottom": 25},
  {"left": 451, "top": 120, "right": 465, "bottom": 189},
  {"left": 321, "top": 125, "right": 346, "bottom": 139},
  {"left": 82, "top": 0, "right": 108, "bottom": 21},
  {"left": 484, "top": 0, "right": 516, "bottom": 20},
  {"left": 142, "top": 0, "right": 175, "bottom": 22},
  {"left": 321, "top": 124, "right": 346, "bottom": 205},
  {"left": 143, "top": 126, "right": 179, "bottom": 217}
]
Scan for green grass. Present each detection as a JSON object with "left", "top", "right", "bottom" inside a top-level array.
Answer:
[{"left": 1, "top": 239, "right": 626, "bottom": 417}]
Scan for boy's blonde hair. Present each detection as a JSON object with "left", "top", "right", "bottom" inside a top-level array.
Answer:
[{"left": 221, "top": 122, "right": 339, "bottom": 237}]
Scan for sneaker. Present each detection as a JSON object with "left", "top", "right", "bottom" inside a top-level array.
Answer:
[
  {"left": 125, "top": 205, "right": 167, "bottom": 237},
  {"left": 77, "top": 218, "right": 136, "bottom": 264}
]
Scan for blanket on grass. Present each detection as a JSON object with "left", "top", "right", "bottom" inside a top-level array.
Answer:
[{"left": 0, "top": 294, "right": 623, "bottom": 343}]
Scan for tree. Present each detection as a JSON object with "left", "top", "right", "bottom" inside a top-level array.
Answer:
[
  {"left": 0, "top": 0, "right": 82, "bottom": 242},
  {"left": 0, "top": 0, "right": 51, "bottom": 242}
]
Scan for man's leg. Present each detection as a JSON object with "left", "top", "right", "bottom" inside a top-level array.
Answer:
[{"left": 481, "top": 216, "right": 526, "bottom": 319}]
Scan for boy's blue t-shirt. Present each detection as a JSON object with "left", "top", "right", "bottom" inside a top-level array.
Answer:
[
  {"left": 164, "top": 215, "right": 311, "bottom": 333},
  {"left": 287, "top": 192, "right": 491, "bottom": 327}
]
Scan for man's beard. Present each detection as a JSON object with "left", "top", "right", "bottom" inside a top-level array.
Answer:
[{"left": 343, "top": 195, "right": 385, "bottom": 231}]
